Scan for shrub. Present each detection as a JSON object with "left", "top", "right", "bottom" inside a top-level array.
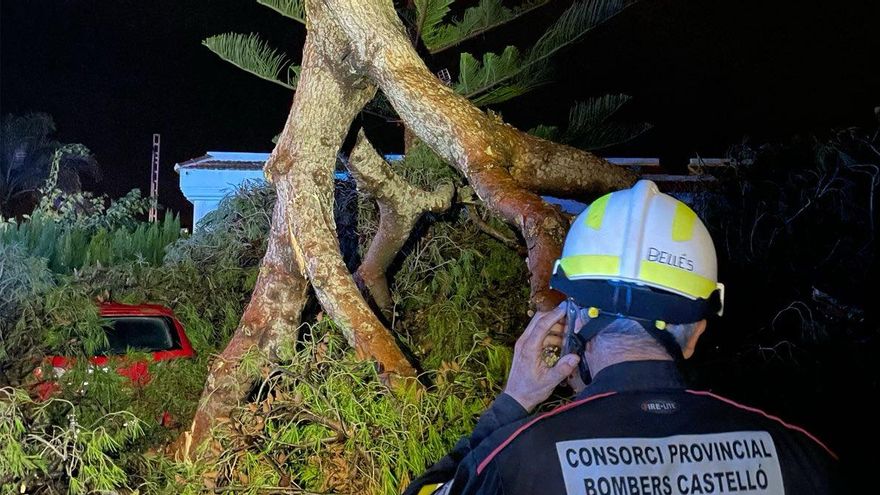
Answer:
[{"left": 0, "top": 387, "right": 146, "bottom": 494}]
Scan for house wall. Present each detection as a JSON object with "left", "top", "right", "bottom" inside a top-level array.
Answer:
[{"left": 178, "top": 168, "right": 266, "bottom": 228}]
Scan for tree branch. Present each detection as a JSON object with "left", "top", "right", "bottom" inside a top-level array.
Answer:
[
  {"left": 348, "top": 130, "right": 454, "bottom": 317},
  {"left": 322, "top": 0, "right": 635, "bottom": 309}
]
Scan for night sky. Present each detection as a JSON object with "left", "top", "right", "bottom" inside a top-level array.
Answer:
[{"left": 2, "top": 0, "right": 878, "bottom": 227}]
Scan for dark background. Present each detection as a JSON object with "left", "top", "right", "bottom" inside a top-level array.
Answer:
[{"left": 3, "top": 0, "right": 878, "bottom": 227}]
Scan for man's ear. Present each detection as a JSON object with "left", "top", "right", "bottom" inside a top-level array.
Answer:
[{"left": 681, "top": 319, "right": 707, "bottom": 359}]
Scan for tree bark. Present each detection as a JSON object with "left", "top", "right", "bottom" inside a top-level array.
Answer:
[
  {"left": 178, "top": 181, "right": 309, "bottom": 460},
  {"left": 321, "top": 0, "right": 637, "bottom": 310},
  {"left": 265, "top": 2, "right": 417, "bottom": 379},
  {"left": 349, "top": 130, "right": 454, "bottom": 318}
]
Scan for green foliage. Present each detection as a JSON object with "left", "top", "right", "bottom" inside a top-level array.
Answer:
[
  {"left": 257, "top": 0, "right": 305, "bottom": 24},
  {"left": 0, "top": 265, "right": 107, "bottom": 385},
  {"left": 0, "top": 179, "right": 262, "bottom": 491},
  {"left": 1, "top": 209, "right": 179, "bottom": 274},
  {"left": 0, "top": 243, "right": 52, "bottom": 324},
  {"left": 40, "top": 143, "right": 95, "bottom": 194},
  {"left": 206, "top": 0, "right": 648, "bottom": 149},
  {"left": 395, "top": 140, "right": 463, "bottom": 185},
  {"left": 527, "top": 95, "right": 652, "bottom": 150},
  {"left": 0, "top": 387, "right": 145, "bottom": 494},
  {"left": 519, "top": 0, "right": 632, "bottom": 86},
  {"left": 455, "top": 46, "right": 526, "bottom": 101},
  {"left": 462, "top": 0, "right": 635, "bottom": 105},
  {"left": 393, "top": 208, "right": 528, "bottom": 370},
  {"left": 203, "top": 33, "right": 300, "bottom": 90},
  {"left": 420, "top": 0, "right": 549, "bottom": 54},
  {"left": 354, "top": 143, "right": 528, "bottom": 370},
  {"left": 1, "top": 113, "right": 100, "bottom": 216},
  {"left": 166, "top": 179, "right": 275, "bottom": 268},
  {"left": 206, "top": 325, "right": 510, "bottom": 494},
  {"left": 0, "top": 168, "right": 530, "bottom": 493},
  {"left": 414, "top": 0, "right": 453, "bottom": 43}
]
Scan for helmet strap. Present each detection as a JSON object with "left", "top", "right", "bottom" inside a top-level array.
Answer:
[
  {"left": 566, "top": 313, "right": 619, "bottom": 385},
  {"left": 569, "top": 311, "right": 685, "bottom": 385}
]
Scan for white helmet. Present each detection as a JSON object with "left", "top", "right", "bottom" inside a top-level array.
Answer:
[{"left": 551, "top": 180, "right": 724, "bottom": 359}]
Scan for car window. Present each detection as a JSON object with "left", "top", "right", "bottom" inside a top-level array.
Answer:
[{"left": 101, "top": 316, "right": 180, "bottom": 354}]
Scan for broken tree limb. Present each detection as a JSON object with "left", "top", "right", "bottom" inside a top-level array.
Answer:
[
  {"left": 321, "top": 0, "right": 636, "bottom": 309},
  {"left": 266, "top": 3, "right": 417, "bottom": 379},
  {"left": 348, "top": 130, "right": 454, "bottom": 318}
]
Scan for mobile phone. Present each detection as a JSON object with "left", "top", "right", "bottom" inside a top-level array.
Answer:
[{"left": 561, "top": 299, "right": 584, "bottom": 357}]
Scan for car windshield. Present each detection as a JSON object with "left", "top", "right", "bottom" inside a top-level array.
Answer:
[{"left": 100, "top": 316, "right": 179, "bottom": 354}]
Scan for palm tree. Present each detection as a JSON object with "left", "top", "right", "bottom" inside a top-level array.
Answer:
[{"left": 0, "top": 113, "right": 100, "bottom": 217}]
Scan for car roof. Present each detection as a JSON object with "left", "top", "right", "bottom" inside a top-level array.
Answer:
[{"left": 98, "top": 302, "right": 176, "bottom": 318}]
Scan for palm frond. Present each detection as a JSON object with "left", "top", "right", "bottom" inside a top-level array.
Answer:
[
  {"left": 561, "top": 95, "right": 652, "bottom": 150},
  {"left": 203, "top": 33, "right": 299, "bottom": 90},
  {"left": 257, "top": 0, "right": 306, "bottom": 24},
  {"left": 527, "top": 124, "right": 560, "bottom": 140},
  {"left": 466, "top": 0, "right": 636, "bottom": 102},
  {"left": 455, "top": 46, "right": 543, "bottom": 106},
  {"left": 424, "top": 0, "right": 550, "bottom": 54},
  {"left": 561, "top": 94, "right": 631, "bottom": 141},
  {"left": 414, "top": 0, "right": 454, "bottom": 42},
  {"left": 571, "top": 121, "right": 653, "bottom": 150}
]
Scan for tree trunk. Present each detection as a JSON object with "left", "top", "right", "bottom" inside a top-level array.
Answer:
[
  {"left": 265, "top": 2, "right": 417, "bottom": 380},
  {"left": 177, "top": 181, "right": 309, "bottom": 460}
]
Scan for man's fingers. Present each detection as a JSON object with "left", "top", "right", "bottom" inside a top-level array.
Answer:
[
  {"left": 548, "top": 353, "right": 580, "bottom": 383},
  {"left": 524, "top": 305, "right": 566, "bottom": 348},
  {"left": 542, "top": 335, "right": 563, "bottom": 349}
]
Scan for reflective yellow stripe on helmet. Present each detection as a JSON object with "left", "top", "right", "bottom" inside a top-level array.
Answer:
[
  {"left": 585, "top": 193, "right": 613, "bottom": 230},
  {"left": 639, "top": 261, "right": 716, "bottom": 299},
  {"left": 560, "top": 255, "right": 621, "bottom": 277},
  {"left": 671, "top": 202, "right": 698, "bottom": 242}
]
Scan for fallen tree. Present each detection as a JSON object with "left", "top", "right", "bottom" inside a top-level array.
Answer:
[{"left": 182, "top": 0, "right": 638, "bottom": 459}]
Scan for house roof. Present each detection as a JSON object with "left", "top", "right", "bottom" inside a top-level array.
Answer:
[{"left": 174, "top": 151, "right": 271, "bottom": 172}]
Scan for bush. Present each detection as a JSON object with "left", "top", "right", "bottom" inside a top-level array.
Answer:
[
  {"left": 202, "top": 321, "right": 511, "bottom": 495},
  {"left": 0, "top": 387, "right": 146, "bottom": 494}
]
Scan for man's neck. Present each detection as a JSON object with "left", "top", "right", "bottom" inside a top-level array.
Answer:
[{"left": 585, "top": 350, "right": 672, "bottom": 378}]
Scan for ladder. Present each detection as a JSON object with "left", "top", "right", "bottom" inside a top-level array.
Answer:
[{"left": 149, "top": 134, "right": 160, "bottom": 222}]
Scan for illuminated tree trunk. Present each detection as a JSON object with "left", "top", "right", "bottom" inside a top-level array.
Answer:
[
  {"left": 349, "top": 130, "right": 454, "bottom": 318},
  {"left": 264, "top": 5, "right": 418, "bottom": 381},
  {"left": 178, "top": 183, "right": 309, "bottom": 459}
]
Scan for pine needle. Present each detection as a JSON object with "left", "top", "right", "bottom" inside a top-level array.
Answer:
[
  {"left": 454, "top": 46, "right": 542, "bottom": 106},
  {"left": 424, "top": 0, "right": 550, "bottom": 54},
  {"left": 203, "top": 33, "right": 299, "bottom": 91},
  {"left": 465, "top": 0, "right": 637, "bottom": 103},
  {"left": 561, "top": 95, "right": 652, "bottom": 150},
  {"left": 414, "top": 0, "right": 454, "bottom": 42},
  {"left": 257, "top": 0, "right": 306, "bottom": 24}
]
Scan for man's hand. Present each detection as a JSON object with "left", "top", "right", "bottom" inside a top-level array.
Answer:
[{"left": 503, "top": 303, "right": 581, "bottom": 413}]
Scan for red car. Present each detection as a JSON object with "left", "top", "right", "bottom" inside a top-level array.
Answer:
[{"left": 33, "top": 302, "right": 195, "bottom": 402}]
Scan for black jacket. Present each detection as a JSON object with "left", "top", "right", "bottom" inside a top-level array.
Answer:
[{"left": 405, "top": 360, "right": 840, "bottom": 495}]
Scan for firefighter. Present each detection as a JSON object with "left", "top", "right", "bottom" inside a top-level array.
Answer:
[{"left": 406, "top": 179, "right": 839, "bottom": 495}]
